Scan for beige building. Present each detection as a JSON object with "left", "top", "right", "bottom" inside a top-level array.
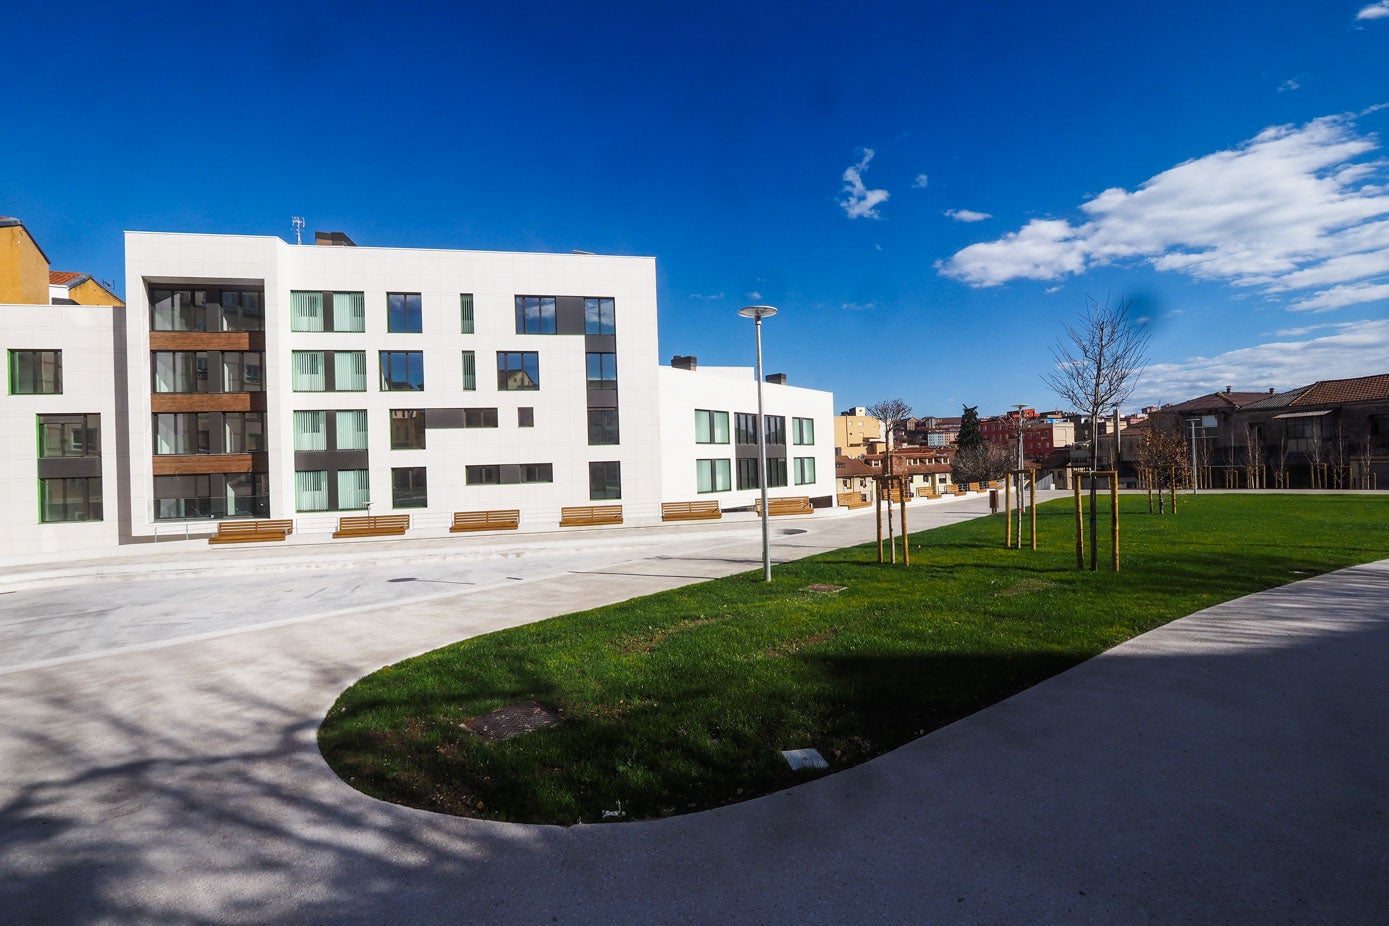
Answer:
[
  {"left": 1, "top": 218, "right": 52, "bottom": 305},
  {"left": 834, "top": 408, "right": 883, "bottom": 457}
]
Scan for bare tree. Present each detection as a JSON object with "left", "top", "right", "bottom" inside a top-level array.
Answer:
[
  {"left": 1043, "top": 296, "right": 1150, "bottom": 568},
  {"left": 867, "top": 398, "right": 913, "bottom": 563}
]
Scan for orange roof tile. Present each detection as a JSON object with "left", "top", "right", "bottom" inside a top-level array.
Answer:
[{"left": 48, "top": 270, "right": 85, "bottom": 286}]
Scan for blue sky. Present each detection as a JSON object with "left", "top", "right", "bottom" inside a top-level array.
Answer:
[{"left": 5, "top": 1, "right": 1388, "bottom": 416}]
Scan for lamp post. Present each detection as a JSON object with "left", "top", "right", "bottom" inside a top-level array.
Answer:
[
  {"left": 1013, "top": 403, "right": 1027, "bottom": 547},
  {"left": 739, "top": 305, "right": 778, "bottom": 582}
]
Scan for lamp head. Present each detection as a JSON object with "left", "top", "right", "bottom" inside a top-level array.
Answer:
[{"left": 738, "top": 305, "right": 778, "bottom": 319}]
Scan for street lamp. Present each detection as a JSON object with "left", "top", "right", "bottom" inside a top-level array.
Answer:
[{"left": 739, "top": 305, "right": 778, "bottom": 582}]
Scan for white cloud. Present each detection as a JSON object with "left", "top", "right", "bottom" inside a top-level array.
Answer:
[
  {"left": 913, "top": 174, "right": 929, "bottom": 189},
  {"left": 689, "top": 292, "right": 725, "bottom": 301},
  {"left": 1288, "top": 281, "right": 1389, "bottom": 311},
  {"left": 944, "top": 208, "right": 993, "bottom": 222},
  {"left": 747, "top": 291, "right": 762, "bottom": 301},
  {"left": 840, "top": 149, "right": 890, "bottom": 219},
  {"left": 938, "top": 113, "right": 1389, "bottom": 313},
  {"left": 1278, "top": 78, "right": 1300, "bottom": 93},
  {"left": 1356, "top": 2, "right": 1389, "bottom": 20},
  {"left": 840, "top": 301, "right": 877, "bottom": 311},
  {"left": 1045, "top": 286, "right": 1062, "bottom": 294},
  {"left": 1136, "top": 319, "right": 1389, "bottom": 406}
]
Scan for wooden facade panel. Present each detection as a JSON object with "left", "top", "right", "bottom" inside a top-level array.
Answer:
[
  {"left": 152, "top": 454, "right": 255, "bottom": 476},
  {"left": 151, "top": 393, "right": 255, "bottom": 413},
  {"left": 148, "top": 331, "right": 264, "bottom": 351}
]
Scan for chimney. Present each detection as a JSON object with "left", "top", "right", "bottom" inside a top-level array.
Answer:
[
  {"left": 314, "top": 231, "right": 357, "bottom": 247},
  {"left": 670, "top": 355, "right": 697, "bottom": 370},
  {"left": 765, "top": 373, "right": 788, "bottom": 385},
  {"left": 1225, "top": 385, "right": 1232, "bottom": 393},
  {"left": 1268, "top": 387, "right": 1275, "bottom": 394}
]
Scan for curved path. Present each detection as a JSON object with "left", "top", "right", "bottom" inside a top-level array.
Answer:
[{"left": 2, "top": 496, "right": 1386, "bottom": 924}]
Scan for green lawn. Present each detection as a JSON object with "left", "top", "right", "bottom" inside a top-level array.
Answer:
[{"left": 318, "top": 494, "right": 1389, "bottom": 825}]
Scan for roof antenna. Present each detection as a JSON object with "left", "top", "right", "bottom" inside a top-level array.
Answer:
[{"left": 291, "top": 216, "right": 305, "bottom": 245}]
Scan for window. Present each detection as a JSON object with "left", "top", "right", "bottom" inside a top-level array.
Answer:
[
  {"left": 695, "top": 409, "right": 730, "bottom": 444},
  {"left": 152, "top": 352, "right": 207, "bottom": 393},
  {"left": 589, "top": 461, "right": 622, "bottom": 500},
  {"left": 335, "top": 351, "right": 367, "bottom": 391},
  {"left": 466, "top": 465, "right": 500, "bottom": 485},
  {"left": 735, "top": 413, "right": 758, "bottom": 445},
  {"left": 764, "top": 415, "right": 786, "bottom": 445},
  {"left": 336, "top": 410, "right": 368, "bottom": 450},
  {"left": 584, "top": 297, "right": 615, "bottom": 334},
  {"left": 520, "top": 463, "right": 553, "bottom": 483},
  {"left": 222, "top": 352, "right": 264, "bottom": 392},
  {"left": 586, "top": 352, "right": 618, "bottom": 390},
  {"left": 794, "top": 456, "right": 817, "bottom": 485},
  {"left": 219, "top": 290, "right": 264, "bottom": 332},
  {"left": 588, "top": 408, "right": 619, "bottom": 445},
  {"left": 224, "top": 412, "right": 266, "bottom": 453},
  {"left": 291, "top": 292, "right": 325, "bottom": 332},
  {"left": 153, "top": 413, "right": 210, "bottom": 454},
  {"left": 497, "top": 351, "right": 540, "bottom": 390},
  {"left": 697, "top": 458, "right": 732, "bottom": 493},
  {"left": 337, "top": 469, "right": 370, "bottom": 510},
  {"left": 10, "top": 350, "right": 62, "bottom": 395},
  {"left": 793, "top": 417, "right": 816, "bottom": 445},
  {"left": 292, "top": 352, "right": 326, "bottom": 392},
  {"left": 295, "top": 470, "right": 329, "bottom": 512},
  {"left": 460, "top": 294, "right": 475, "bottom": 334},
  {"left": 518, "top": 407, "right": 534, "bottom": 428},
  {"left": 515, "top": 295, "right": 557, "bottom": 334},
  {"left": 463, "top": 407, "right": 499, "bottom": 428},
  {"left": 150, "top": 289, "right": 206, "bottom": 331},
  {"left": 392, "top": 467, "right": 428, "bottom": 508},
  {"left": 155, "top": 473, "right": 268, "bottom": 520},
  {"left": 391, "top": 409, "right": 426, "bottom": 449},
  {"left": 767, "top": 457, "right": 788, "bottom": 488},
  {"left": 380, "top": 351, "right": 424, "bottom": 391},
  {"left": 461, "top": 351, "right": 477, "bottom": 390},
  {"left": 388, "top": 293, "right": 423, "bottom": 333},
  {"left": 293, "top": 411, "right": 328, "bottom": 451},
  {"left": 737, "top": 457, "right": 760, "bottom": 490},
  {"left": 333, "top": 292, "right": 366, "bottom": 332},
  {"left": 39, "top": 414, "right": 100, "bottom": 458},
  {"left": 40, "top": 477, "right": 102, "bottom": 522}
]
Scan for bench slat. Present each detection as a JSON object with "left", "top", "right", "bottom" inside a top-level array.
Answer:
[
  {"left": 661, "top": 501, "right": 721, "bottom": 521},
  {"left": 560, "top": 505, "right": 624, "bottom": 527},
  {"left": 208, "top": 519, "right": 294, "bottom": 545},
  {"left": 332, "top": 514, "right": 411, "bottom": 539},
  {"left": 450, "top": 509, "right": 521, "bottom": 532}
]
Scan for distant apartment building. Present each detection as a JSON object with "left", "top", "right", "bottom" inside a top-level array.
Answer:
[
  {"left": 980, "top": 408, "right": 1076, "bottom": 461},
  {"left": 834, "top": 408, "right": 883, "bottom": 457}
]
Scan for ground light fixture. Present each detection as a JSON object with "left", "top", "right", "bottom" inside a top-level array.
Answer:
[{"left": 738, "top": 305, "right": 778, "bottom": 582}]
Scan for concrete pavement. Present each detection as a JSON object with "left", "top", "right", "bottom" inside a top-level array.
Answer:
[{"left": 2, "top": 494, "right": 1386, "bottom": 924}]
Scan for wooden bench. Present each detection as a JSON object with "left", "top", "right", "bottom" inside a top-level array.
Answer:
[
  {"left": 661, "top": 501, "right": 722, "bottom": 521},
  {"left": 922, "top": 486, "right": 941, "bottom": 499},
  {"left": 754, "top": 496, "right": 814, "bottom": 516},
  {"left": 940, "top": 485, "right": 959, "bottom": 496},
  {"left": 560, "top": 504, "right": 623, "bottom": 527},
  {"left": 332, "top": 514, "right": 410, "bottom": 539},
  {"left": 836, "top": 491, "right": 871, "bottom": 510},
  {"left": 208, "top": 519, "right": 294, "bottom": 544},
  {"left": 450, "top": 509, "right": 520, "bottom": 533}
]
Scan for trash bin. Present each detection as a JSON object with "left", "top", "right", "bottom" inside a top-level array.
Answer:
[{"left": 989, "top": 489, "right": 999, "bottom": 512}]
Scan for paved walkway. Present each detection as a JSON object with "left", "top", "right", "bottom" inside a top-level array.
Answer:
[{"left": 2, "top": 495, "right": 1386, "bottom": 924}]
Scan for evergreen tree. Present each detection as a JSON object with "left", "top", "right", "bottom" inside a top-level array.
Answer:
[{"left": 957, "top": 405, "right": 984, "bottom": 451}]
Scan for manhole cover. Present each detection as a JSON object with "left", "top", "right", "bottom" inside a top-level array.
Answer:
[
  {"left": 802, "top": 584, "right": 846, "bottom": 594},
  {"left": 461, "top": 701, "right": 563, "bottom": 741}
]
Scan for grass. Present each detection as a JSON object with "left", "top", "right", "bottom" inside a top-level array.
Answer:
[{"left": 318, "top": 494, "right": 1389, "bottom": 825}]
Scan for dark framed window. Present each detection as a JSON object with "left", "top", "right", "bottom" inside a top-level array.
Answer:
[
  {"left": 153, "top": 413, "right": 211, "bottom": 455},
  {"left": 466, "top": 464, "right": 501, "bottom": 485},
  {"left": 392, "top": 466, "right": 428, "bottom": 508},
  {"left": 588, "top": 408, "right": 619, "bottom": 445},
  {"left": 463, "top": 407, "right": 499, "bottom": 428},
  {"left": 380, "top": 351, "right": 424, "bottom": 391},
  {"left": 767, "top": 456, "right": 788, "bottom": 488},
  {"left": 586, "top": 352, "right": 618, "bottom": 390},
  {"left": 584, "top": 297, "right": 615, "bottom": 334},
  {"left": 388, "top": 293, "right": 423, "bottom": 333},
  {"left": 152, "top": 352, "right": 208, "bottom": 394},
  {"left": 225, "top": 412, "right": 266, "bottom": 453},
  {"left": 695, "top": 409, "right": 729, "bottom": 444},
  {"left": 515, "top": 296, "right": 557, "bottom": 334},
  {"left": 462, "top": 351, "right": 477, "bottom": 390},
  {"left": 391, "top": 409, "right": 426, "bottom": 449},
  {"left": 794, "top": 456, "right": 817, "bottom": 484},
  {"left": 589, "top": 461, "right": 622, "bottom": 500},
  {"left": 793, "top": 417, "right": 816, "bottom": 445},
  {"left": 735, "top": 413, "right": 758, "bottom": 445},
  {"left": 39, "top": 414, "right": 100, "bottom": 458},
  {"left": 737, "top": 457, "right": 760, "bottom": 490},
  {"left": 460, "top": 294, "right": 475, "bottom": 334},
  {"left": 697, "top": 458, "right": 731, "bottom": 493},
  {"left": 520, "top": 463, "right": 553, "bottom": 483},
  {"left": 222, "top": 352, "right": 264, "bottom": 392},
  {"left": 154, "top": 473, "right": 268, "bottom": 520},
  {"left": 219, "top": 290, "right": 264, "bottom": 332},
  {"left": 10, "top": 350, "right": 62, "bottom": 395},
  {"left": 40, "top": 477, "right": 102, "bottom": 522},
  {"left": 150, "top": 289, "right": 207, "bottom": 332},
  {"left": 518, "top": 407, "right": 534, "bottom": 428},
  {"left": 498, "top": 351, "right": 540, "bottom": 390},
  {"left": 765, "top": 415, "right": 786, "bottom": 445}
]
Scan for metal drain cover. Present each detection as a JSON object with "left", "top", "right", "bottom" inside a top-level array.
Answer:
[{"left": 461, "top": 701, "right": 563, "bottom": 740}]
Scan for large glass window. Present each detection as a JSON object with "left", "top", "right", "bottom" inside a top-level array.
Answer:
[
  {"left": 497, "top": 351, "right": 540, "bottom": 390},
  {"left": 153, "top": 413, "right": 210, "bottom": 455},
  {"left": 335, "top": 410, "right": 368, "bottom": 450},
  {"left": 224, "top": 412, "right": 266, "bottom": 453},
  {"left": 521, "top": 463, "right": 553, "bottom": 483},
  {"left": 219, "top": 290, "right": 264, "bottom": 331},
  {"left": 390, "top": 409, "right": 426, "bottom": 449},
  {"left": 293, "top": 411, "right": 328, "bottom": 451},
  {"left": 388, "top": 293, "right": 423, "bottom": 333},
  {"left": 584, "top": 297, "right": 615, "bottom": 334},
  {"left": 466, "top": 465, "right": 501, "bottom": 485},
  {"left": 222, "top": 352, "right": 263, "bottom": 392},
  {"left": 794, "top": 456, "right": 817, "bottom": 485},
  {"left": 337, "top": 469, "right": 370, "bottom": 510},
  {"left": 290, "top": 291, "right": 325, "bottom": 332},
  {"left": 334, "top": 351, "right": 367, "bottom": 391},
  {"left": 695, "top": 409, "right": 730, "bottom": 444},
  {"left": 515, "top": 296, "right": 557, "bottom": 334},
  {"left": 39, "top": 414, "right": 100, "bottom": 458},
  {"left": 463, "top": 407, "right": 498, "bottom": 428},
  {"left": 150, "top": 289, "right": 206, "bottom": 331},
  {"left": 333, "top": 292, "right": 365, "bottom": 332},
  {"left": 735, "top": 413, "right": 758, "bottom": 445},
  {"left": 295, "top": 470, "right": 329, "bottom": 512},
  {"left": 461, "top": 351, "right": 477, "bottom": 390},
  {"left": 40, "top": 477, "right": 102, "bottom": 522},
  {"left": 767, "top": 456, "right": 788, "bottom": 488},
  {"left": 291, "top": 352, "right": 327, "bottom": 392},
  {"left": 392, "top": 467, "right": 428, "bottom": 508},
  {"left": 460, "top": 294, "right": 475, "bottom": 334},
  {"left": 588, "top": 408, "right": 619, "bottom": 445},
  {"left": 793, "top": 417, "right": 816, "bottom": 445},
  {"left": 589, "top": 461, "right": 622, "bottom": 500},
  {"left": 11, "top": 350, "right": 62, "bottom": 395},
  {"left": 152, "top": 352, "right": 207, "bottom": 394},
  {"left": 765, "top": 415, "right": 786, "bottom": 445},
  {"left": 380, "top": 351, "right": 424, "bottom": 391},
  {"left": 586, "top": 352, "right": 618, "bottom": 390},
  {"left": 737, "top": 457, "right": 759, "bottom": 490},
  {"left": 697, "top": 458, "right": 732, "bottom": 493}
]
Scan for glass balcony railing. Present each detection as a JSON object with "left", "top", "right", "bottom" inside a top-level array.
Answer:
[{"left": 153, "top": 495, "right": 270, "bottom": 521}]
